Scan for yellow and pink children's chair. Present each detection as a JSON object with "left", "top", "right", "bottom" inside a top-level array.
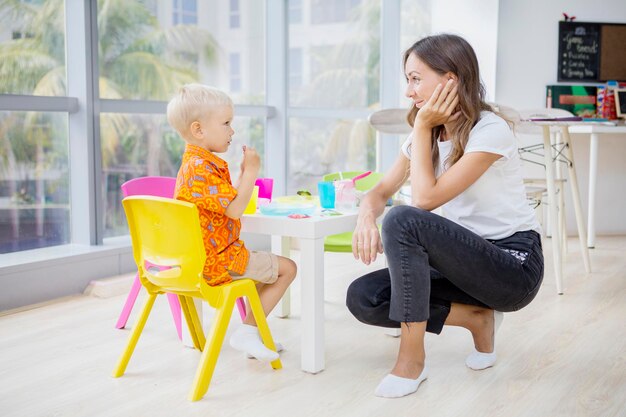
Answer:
[
  {"left": 321, "top": 171, "right": 384, "bottom": 252},
  {"left": 112, "top": 196, "right": 281, "bottom": 401},
  {"left": 115, "top": 176, "right": 247, "bottom": 338}
]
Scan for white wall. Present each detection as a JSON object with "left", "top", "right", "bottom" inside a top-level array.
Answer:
[
  {"left": 431, "top": 0, "right": 499, "bottom": 101},
  {"left": 496, "top": 0, "right": 626, "bottom": 236}
]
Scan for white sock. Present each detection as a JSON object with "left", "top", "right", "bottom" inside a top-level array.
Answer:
[
  {"left": 229, "top": 324, "right": 279, "bottom": 362},
  {"left": 374, "top": 367, "right": 428, "bottom": 398},
  {"left": 246, "top": 342, "right": 283, "bottom": 359},
  {"left": 465, "top": 311, "right": 504, "bottom": 370}
]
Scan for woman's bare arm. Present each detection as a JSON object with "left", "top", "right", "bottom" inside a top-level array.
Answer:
[{"left": 353, "top": 154, "right": 409, "bottom": 264}]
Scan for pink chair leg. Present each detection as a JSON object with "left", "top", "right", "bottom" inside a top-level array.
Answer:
[
  {"left": 235, "top": 297, "right": 247, "bottom": 321},
  {"left": 115, "top": 265, "right": 183, "bottom": 342},
  {"left": 115, "top": 273, "right": 142, "bottom": 329},
  {"left": 166, "top": 292, "right": 183, "bottom": 340}
]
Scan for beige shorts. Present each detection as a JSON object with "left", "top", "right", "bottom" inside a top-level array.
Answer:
[{"left": 229, "top": 251, "right": 279, "bottom": 284}]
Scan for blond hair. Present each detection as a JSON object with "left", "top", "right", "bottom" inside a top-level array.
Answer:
[{"left": 166, "top": 84, "right": 233, "bottom": 138}]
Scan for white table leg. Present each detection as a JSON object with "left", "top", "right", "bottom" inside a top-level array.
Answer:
[
  {"left": 552, "top": 132, "right": 563, "bottom": 247},
  {"left": 543, "top": 126, "right": 563, "bottom": 294},
  {"left": 554, "top": 132, "right": 568, "bottom": 255},
  {"left": 272, "top": 235, "right": 291, "bottom": 318},
  {"left": 299, "top": 237, "right": 325, "bottom": 373},
  {"left": 561, "top": 127, "right": 591, "bottom": 273},
  {"left": 587, "top": 133, "right": 599, "bottom": 248}
]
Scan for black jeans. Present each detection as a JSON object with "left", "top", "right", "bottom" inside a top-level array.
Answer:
[{"left": 346, "top": 206, "right": 544, "bottom": 334}]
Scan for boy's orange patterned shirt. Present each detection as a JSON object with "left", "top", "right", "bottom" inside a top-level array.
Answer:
[{"left": 174, "top": 144, "right": 249, "bottom": 286}]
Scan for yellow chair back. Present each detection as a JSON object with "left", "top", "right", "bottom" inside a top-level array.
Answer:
[{"left": 124, "top": 195, "right": 206, "bottom": 295}]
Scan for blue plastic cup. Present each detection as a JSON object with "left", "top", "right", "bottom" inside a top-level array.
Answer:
[{"left": 317, "top": 181, "right": 335, "bottom": 209}]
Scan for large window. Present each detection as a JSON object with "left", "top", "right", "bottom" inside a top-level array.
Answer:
[
  {"left": 0, "top": 112, "right": 70, "bottom": 253},
  {"left": 1, "top": 0, "right": 433, "bottom": 256},
  {"left": 173, "top": 0, "right": 197, "bottom": 25},
  {"left": 100, "top": 112, "right": 265, "bottom": 237},
  {"left": 289, "top": 0, "right": 379, "bottom": 108},
  {"left": 97, "top": 0, "right": 266, "bottom": 237},
  {"left": 0, "top": 1, "right": 67, "bottom": 96},
  {"left": 289, "top": 0, "right": 303, "bottom": 24},
  {"left": 229, "top": 52, "right": 241, "bottom": 92},
  {"left": 287, "top": 0, "right": 379, "bottom": 194},
  {"left": 401, "top": 0, "right": 431, "bottom": 101},
  {"left": 0, "top": 2, "right": 70, "bottom": 254},
  {"left": 311, "top": 0, "right": 361, "bottom": 24},
  {"left": 229, "top": 0, "right": 240, "bottom": 29},
  {"left": 289, "top": 48, "right": 303, "bottom": 92},
  {"left": 97, "top": 0, "right": 265, "bottom": 104},
  {"left": 288, "top": 117, "right": 375, "bottom": 194}
]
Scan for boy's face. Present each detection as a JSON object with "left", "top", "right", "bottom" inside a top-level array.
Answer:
[{"left": 191, "top": 105, "right": 235, "bottom": 153}]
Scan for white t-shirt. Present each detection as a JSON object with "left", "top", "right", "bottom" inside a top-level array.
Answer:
[{"left": 400, "top": 111, "right": 540, "bottom": 240}]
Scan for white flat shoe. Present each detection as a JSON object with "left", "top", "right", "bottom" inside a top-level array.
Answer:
[{"left": 374, "top": 366, "right": 429, "bottom": 398}]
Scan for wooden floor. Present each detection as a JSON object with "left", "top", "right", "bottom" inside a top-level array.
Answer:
[{"left": 1, "top": 236, "right": 625, "bottom": 417}]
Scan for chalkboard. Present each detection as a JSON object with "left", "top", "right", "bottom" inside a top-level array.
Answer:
[
  {"left": 558, "top": 22, "right": 601, "bottom": 82},
  {"left": 558, "top": 21, "right": 626, "bottom": 82}
]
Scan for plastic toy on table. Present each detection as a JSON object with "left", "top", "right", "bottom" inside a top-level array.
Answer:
[{"left": 258, "top": 197, "right": 317, "bottom": 217}]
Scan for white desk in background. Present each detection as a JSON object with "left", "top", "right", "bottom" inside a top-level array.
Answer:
[
  {"left": 567, "top": 124, "right": 626, "bottom": 248},
  {"left": 241, "top": 211, "right": 361, "bottom": 374},
  {"left": 523, "top": 121, "right": 591, "bottom": 294}
]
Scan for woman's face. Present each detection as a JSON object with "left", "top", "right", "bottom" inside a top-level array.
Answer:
[{"left": 404, "top": 53, "right": 451, "bottom": 109}]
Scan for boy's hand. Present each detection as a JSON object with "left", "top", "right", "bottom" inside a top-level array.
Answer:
[
  {"left": 241, "top": 145, "right": 261, "bottom": 174},
  {"left": 226, "top": 146, "right": 260, "bottom": 219}
]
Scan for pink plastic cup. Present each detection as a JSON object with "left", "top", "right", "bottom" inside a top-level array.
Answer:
[{"left": 255, "top": 178, "right": 274, "bottom": 201}]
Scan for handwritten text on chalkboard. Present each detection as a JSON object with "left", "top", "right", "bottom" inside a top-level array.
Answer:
[{"left": 558, "top": 22, "right": 600, "bottom": 82}]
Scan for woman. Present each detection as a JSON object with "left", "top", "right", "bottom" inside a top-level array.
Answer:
[{"left": 346, "top": 34, "right": 544, "bottom": 398}]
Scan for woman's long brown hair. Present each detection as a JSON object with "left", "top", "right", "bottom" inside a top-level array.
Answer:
[{"left": 403, "top": 34, "right": 495, "bottom": 171}]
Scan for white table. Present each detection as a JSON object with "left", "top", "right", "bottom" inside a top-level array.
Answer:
[
  {"left": 241, "top": 211, "right": 361, "bottom": 374},
  {"left": 523, "top": 121, "right": 592, "bottom": 294},
  {"left": 568, "top": 124, "right": 626, "bottom": 248}
]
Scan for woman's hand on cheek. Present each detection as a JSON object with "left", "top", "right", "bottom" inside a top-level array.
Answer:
[{"left": 414, "top": 79, "right": 460, "bottom": 129}]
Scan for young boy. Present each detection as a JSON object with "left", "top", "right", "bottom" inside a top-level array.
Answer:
[{"left": 167, "top": 84, "right": 297, "bottom": 362}]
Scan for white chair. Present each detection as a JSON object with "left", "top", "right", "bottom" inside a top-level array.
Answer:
[
  {"left": 368, "top": 108, "right": 412, "bottom": 337},
  {"left": 368, "top": 108, "right": 412, "bottom": 134},
  {"left": 502, "top": 106, "right": 592, "bottom": 294},
  {"left": 493, "top": 105, "right": 567, "bottom": 244}
]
